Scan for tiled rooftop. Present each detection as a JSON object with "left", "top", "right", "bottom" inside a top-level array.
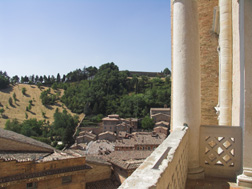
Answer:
[
  {"left": 0, "top": 152, "right": 50, "bottom": 162},
  {"left": 101, "top": 150, "right": 152, "bottom": 170},
  {"left": 115, "top": 132, "right": 166, "bottom": 147}
]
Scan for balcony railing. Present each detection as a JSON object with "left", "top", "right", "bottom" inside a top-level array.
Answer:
[
  {"left": 119, "top": 126, "right": 189, "bottom": 189},
  {"left": 119, "top": 125, "right": 242, "bottom": 188},
  {"left": 199, "top": 125, "right": 242, "bottom": 178}
]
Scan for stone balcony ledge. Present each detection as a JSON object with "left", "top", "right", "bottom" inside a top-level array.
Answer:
[{"left": 119, "top": 126, "right": 188, "bottom": 189}]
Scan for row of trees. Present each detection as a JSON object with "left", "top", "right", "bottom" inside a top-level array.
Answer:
[
  {"left": 0, "top": 66, "right": 98, "bottom": 87},
  {"left": 5, "top": 109, "right": 79, "bottom": 148}
]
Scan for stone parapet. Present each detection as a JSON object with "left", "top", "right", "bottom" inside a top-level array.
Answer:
[{"left": 119, "top": 126, "right": 188, "bottom": 189}]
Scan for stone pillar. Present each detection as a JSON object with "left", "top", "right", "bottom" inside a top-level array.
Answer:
[
  {"left": 218, "top": 0, "right": 232, "bottom": 126},
  {"left": 237, "top": 0, "right": 252, "bottom": 187},
  {"left": 172, "top": 0, "right": 204, "bottom": 179}
]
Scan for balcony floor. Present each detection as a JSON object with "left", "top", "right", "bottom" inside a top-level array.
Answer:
[{"left": 186, "top": 177, "right": 249, "bottom": 189}]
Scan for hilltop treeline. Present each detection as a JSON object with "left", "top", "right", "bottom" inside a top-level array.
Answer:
[
  {"left": 60, "top": 62, "right": 171, "bottom": 117},
  {"left": 0, "top": 66, "right": 98, "bottom": 88}
]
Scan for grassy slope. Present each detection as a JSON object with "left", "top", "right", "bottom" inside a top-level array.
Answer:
[{"left": 0, "top": 84, "right": 84, "bottom": 128}]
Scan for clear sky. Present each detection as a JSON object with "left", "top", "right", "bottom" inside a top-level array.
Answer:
[{"left": 0, "top": 0, "right": 171, "bottom": 78}]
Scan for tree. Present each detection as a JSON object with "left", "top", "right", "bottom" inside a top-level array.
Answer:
[
  {"left": 163, "top": 68, "right": 171, "bottom": 76},
  {"left": 57, "top": 73, "right": 61, "bottom": 83},
  {"left": 22, "top": 87, "right": 27, "bottom": 95},
  {"left": 0, "top": 72, "right": 9, "bottom": 89},
  {"left": 141, "top": 115, "right": 155, "bottom": 130},
  {"left": 86, "top": 66, "right": 98, "bottom": 78},
  {"left": 13, "top": 93, "right": 17, "bottom": 103},
  {"left": 0, "top": 108, "right": 4, "bottom": 117},
  {"left": 8, "top": 97, "right": 13, "bottom": 106},
  {"left": 20, "top": 119, "right": 43, "bottom": 137},
  {"left": 30, "top": 75, "right": 35, "bottom": 83},
  {"left": 5, "top": 119, "right": 21, "bottom": 133},
  {"left": 62, "top": 75, "right": 66, "bottom": 82},
  {"left": 11, "top": 75, "right": 19, "bottom": 84},
  {"left": 52, "top": 110, "right": 79, "bottom": 146},
  {"left": 23, "top": 76, "right": 29, "bottom": 83},
  {"left": 35, "top": 75, "right": 39, "bottom": 83},
  {"left": 40, "top": 90, "right": 56, "bottom": 105},
  {"left": 39, "top": 76, "right": 43, "bottom": 83}
]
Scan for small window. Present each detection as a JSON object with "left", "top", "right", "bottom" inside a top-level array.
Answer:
[
  {"left": 148, "top": 147, "right": 151, "bottom": 150},
  {"left": 137, "top": 146, "right": 139, "bottom": 150},
  {"left": 62, "top": 176, "right": 72, "bottom": 184},
  {"left": 26, "top": 182, "right": 37, "bottom": 189}
]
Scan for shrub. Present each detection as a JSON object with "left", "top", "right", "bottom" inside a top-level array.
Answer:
[
  {"left": 42, "top": 111, "right": 46, "bottom": 118},
  {"left": 8, "top": 97, "right": 13, "bottom": 106},
  {"left": 22, "top": 87, "right": 27, "bottom": 95},
  {"left": 28, "top": 104, "right": 31, "bottom": 111},
  {"left": 13, "top": 93, "right": 17, "bottom": 102}
]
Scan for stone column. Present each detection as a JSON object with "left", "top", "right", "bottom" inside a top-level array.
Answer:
[
  {"left": 172, "top": 0, "right": 204, "bottom": 179},
  {"left": 237, "top": 0, "right": 252, "bottom": 187},
  {"left": 218, "top": 0, "right": 232, "bottom": 126}
]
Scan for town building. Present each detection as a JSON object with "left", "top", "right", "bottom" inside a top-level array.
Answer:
[
  {"left": 153, "top": 126, "right": 169, "bottom": 136},
  {"left": 0, "top": 128, "right": 113, "bottom": 188},
  {"left": 102, "top": 114, "right": 138, "bottom": 133},
  {"left": 98, "top": 131, "right": 117, "bottom": 142},
  {"left": 120, "top": 0, "right": 252, "bottom": 188},
  {"left": 76, "top": 131, "right": 96, "bottom": 144},
  {"left": 150, "top": 108, "right": 171, "bottom": 124}
]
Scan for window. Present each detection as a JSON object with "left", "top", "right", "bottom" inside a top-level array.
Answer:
[
  {"left": 148, "top": 147, "right": 151, "bottom": 150},
  {"left": 62, "top": 176, "right": 72, "bottom": 184},
  {"left": 26, "top": 182, "right": 37, "bottom": 189},
  {"left": 137, "top": 146, "right": 139, "bottom": 150}
]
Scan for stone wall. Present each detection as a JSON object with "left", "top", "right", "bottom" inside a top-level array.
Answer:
[
  {"left": 85, "top": 162, "right": 111, "bottom": 183},
  {"left": 198, "top": 0, "right": 219, "bottom": 125},
  {"left": 6, "top": 174, "right": 86, "bottom": 189},
  {"left": 0, "top": 157, "right": 86, "bottom": 178},
  {"left": 0, "top": 157, "right": 88, "bottom": 188}
]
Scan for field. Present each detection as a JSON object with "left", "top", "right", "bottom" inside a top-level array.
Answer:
[{"left": 0, "top": 84, "right": 83, "bottom": 128}]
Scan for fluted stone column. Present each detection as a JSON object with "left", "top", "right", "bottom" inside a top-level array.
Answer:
[
  {"left": 237, "top": 0, "right": 252, "bottom": 187},
  {"left": 219, "top": 0, "right": 232, "bottom": 126},
  {"left": 172, "top": 0, "right": 204, "bottom": 179}
]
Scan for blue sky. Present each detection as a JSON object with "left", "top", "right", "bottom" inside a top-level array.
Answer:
[{"left": 0, "top": 0, "right": 171, "bottom": 78}]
